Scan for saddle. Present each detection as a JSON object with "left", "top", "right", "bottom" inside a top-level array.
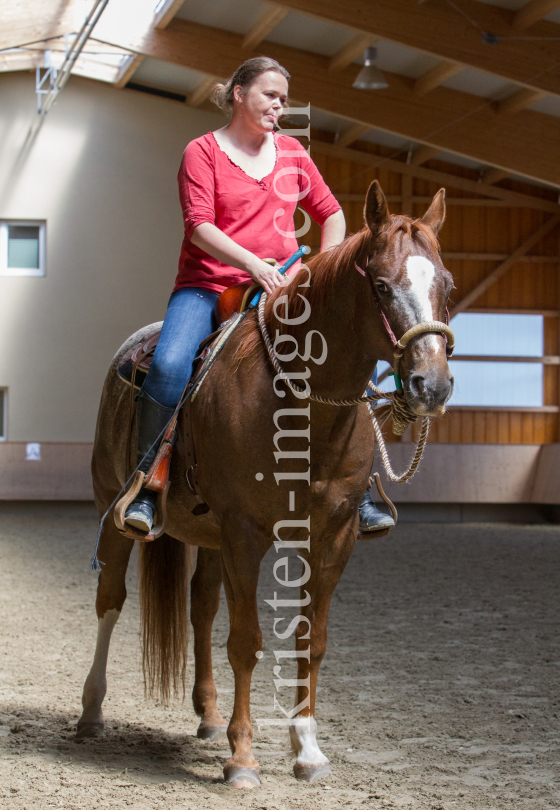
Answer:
[{"left": 116, "top": 280, "right": 257, "bottom": 390}]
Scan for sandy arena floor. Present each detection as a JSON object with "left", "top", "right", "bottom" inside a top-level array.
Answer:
[{"left": 0, "top": 502, "right": 559, "bottom": 810}]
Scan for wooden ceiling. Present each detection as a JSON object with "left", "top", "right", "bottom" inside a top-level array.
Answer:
[{"left": 1, "top": 0, "right": 560, "bottom": 188}]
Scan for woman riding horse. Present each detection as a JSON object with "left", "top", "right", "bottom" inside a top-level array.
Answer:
[{"left": 124, "top": 56, "right": 393, "bottom": 535}]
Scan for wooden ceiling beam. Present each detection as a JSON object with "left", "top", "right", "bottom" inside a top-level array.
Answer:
[
  {"left": 329, "top": 33, "right": 375, "bottom": 73},
  {"left": 187, "top": 75, "right": 221, "bottom": 108},
  {"left": 482, "top": 167, "right": 510, "bottom": 185},
  {"left": 242, "top": 5, "right": 289, "bottom": 50},
  {"left": 497, "top": 87, "right": 548, "bottom": 115},
  {"left": 0, "top": 1, "right": 75, "bottom": 51},
  {"left": 0, "top": 53, "right": 40, "bottom": 73},
  {"left": 414, "top": 61, "right": 463, "bottom": 97},
  {"left": 512, "top": 0, "right": 560, "bottom": 30},
  {"left": 155, "top": 0, "right": 186, "bottom": 30},
  {"left": 336, "top": 122, "right": 371, "bottom": 148},
  {"left": 336, "top": 193, "right": 556, "bottom": 209},
  {"left": 410, "top": 145, "right": 441, "bottom": 166},
  {"left": 95, "top": 18, "right": 560, "bottom": 187},
  {"left": 114, "top": 54, "right": 144, "bottom": 88},
  {"left": 269, "top": 0, "right": 560, "bottom": 99},
  {"left": 116, "top": 0, "right": 181, "bottom": 87},
  {"left": 311, "top": 141, "right": 560, "bottom": 213}
]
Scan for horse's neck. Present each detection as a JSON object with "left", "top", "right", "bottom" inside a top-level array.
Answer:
[{"left": 288, "top": 262, "right": 389, "bottom": 402}]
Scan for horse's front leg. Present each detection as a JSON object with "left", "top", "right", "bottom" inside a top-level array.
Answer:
[
  {"left": 220, "top": 522, "right": 267, "bottom": 789},
  {"left": 77, "top": 520, "right": 134, "bottom": 738},
  {"left": 191, "top": 547, "right": 228, "bottom": 740},
  {"left": 289, "top": 525, "right": 356, "bottom": 782}
]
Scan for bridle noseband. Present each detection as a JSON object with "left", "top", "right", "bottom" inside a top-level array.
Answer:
[{"left": 355, "top": 259, "right": 455, "bottom": 381}]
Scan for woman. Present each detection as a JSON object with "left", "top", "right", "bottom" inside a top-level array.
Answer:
[{"left": 124, "top": 56, "right": 393, "bottom": 535}]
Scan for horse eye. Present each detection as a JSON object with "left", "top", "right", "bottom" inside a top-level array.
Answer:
[{"left": 376, "top": 281, "right": 389, "bottom": 294}]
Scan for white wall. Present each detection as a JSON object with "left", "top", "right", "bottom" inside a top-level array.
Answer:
[{"left": 0, "top": 72, "right": 223, "bottom": 442}]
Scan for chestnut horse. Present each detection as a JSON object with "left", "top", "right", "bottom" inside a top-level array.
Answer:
[{"left": 77, "top": 181, "right": 454, "bottom": 788}]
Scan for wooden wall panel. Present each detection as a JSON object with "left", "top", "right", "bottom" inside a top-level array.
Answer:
[{"left": 312, "top": 137, "right": 560, "bottom": 444}]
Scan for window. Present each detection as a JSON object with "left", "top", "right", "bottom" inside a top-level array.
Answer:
[
  {"left": 0, "top": 389, "right": 6, "bottom": 440},
  {"left": 448, "top": 313, "right": 543, "bottom": 408},
  {"left": 0, "top": 221, "right": 46, "bottom": 276},
  {"left": 376, "top": 313, "right": 545, "bottom": 408}
]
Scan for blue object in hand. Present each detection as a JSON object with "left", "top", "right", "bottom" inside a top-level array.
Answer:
[{"left": 248, "top": 245, "right": 311, "bottom": 309}]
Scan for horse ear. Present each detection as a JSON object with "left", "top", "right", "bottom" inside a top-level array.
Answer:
[
  {"left": 421, "top": 188, "right": 446, "bottom": 234},
  {"left": 364, "top": 180, "right": 390, "bottom": 234}
]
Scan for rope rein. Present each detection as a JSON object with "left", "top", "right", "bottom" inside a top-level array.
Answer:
[{"left": 257, "top": 291, "right": 454, "bottom": 484}]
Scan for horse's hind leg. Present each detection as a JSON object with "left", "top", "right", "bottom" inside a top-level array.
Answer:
[
  {"left": 191, "top": 547, "right": 228, "bottom": 740},
  {"left": 77, "top": 519, "right": 134, "bottom": 739}
]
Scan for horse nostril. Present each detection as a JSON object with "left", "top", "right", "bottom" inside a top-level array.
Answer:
[{"left": 409, "top": 373, "right": 426, "bottom": 398}]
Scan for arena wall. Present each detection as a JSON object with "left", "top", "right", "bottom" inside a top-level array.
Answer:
[
  {"left": 1, "top": 71, "right": 559, "bottom": 504},
  {"left": 0, "top": 71, "right": 223, "bottom": 444}
]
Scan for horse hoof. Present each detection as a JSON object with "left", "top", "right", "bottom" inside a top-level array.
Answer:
[
  {"left": 196, "top": 722, "right": 227, "bottom": 741},
  {"left": 75, "top": 721, "right": 104, "bottom": 740},
  {"left": 224, "top": 766, "right": 261, "bottom": 789},
  {"left": 293, "top": 761, "right": 332, "bottom": 783}
]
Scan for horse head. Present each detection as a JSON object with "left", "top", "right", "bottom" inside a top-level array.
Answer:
[{"left": 360, "top": 180, "right": 455, "bottom": 417}]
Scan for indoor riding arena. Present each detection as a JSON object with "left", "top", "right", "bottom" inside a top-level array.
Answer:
[{"left": 1, "top": 2, "right": 560, "bottom": 809}]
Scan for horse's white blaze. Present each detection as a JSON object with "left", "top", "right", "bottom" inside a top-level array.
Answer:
[
  {"left": 290, "top": 716, "right": 329, "bottom": 766},
  {"left": 405, "top": 255, "right": 439, "bottom": 353}
]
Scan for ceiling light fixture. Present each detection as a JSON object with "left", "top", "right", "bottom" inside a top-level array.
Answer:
[{"left": 353, "top": 47, "right": 388, "bottom": 91}]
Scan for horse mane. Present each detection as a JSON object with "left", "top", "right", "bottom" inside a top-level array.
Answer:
[{"left": 233, "top": 213, "right": 440, "bottom": 365}]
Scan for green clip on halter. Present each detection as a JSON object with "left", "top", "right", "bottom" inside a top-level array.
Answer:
[{"left": 388, "top": 370, "right": 403, "bottom": 391}]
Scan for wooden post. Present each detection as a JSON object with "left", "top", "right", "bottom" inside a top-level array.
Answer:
[{"left": 401, "top": 173, "right": 412, "bottom": 217}]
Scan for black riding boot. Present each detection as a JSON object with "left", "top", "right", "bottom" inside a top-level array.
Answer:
[
  {"left": 358, "top": 489, "right": 395, "bottom": 532},
  {"left": 124, "top": 389, "right": 175, "bottom": 533}
]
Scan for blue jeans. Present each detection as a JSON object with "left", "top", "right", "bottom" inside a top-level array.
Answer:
[{"left": 142, "top": 287, "right": 219, "bottom": 408}]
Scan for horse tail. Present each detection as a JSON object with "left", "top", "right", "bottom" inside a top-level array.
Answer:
[{"left": 138, "top": 534, "right": 190, "bottom": 702}]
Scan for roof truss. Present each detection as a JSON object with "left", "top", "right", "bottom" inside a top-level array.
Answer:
[
  {"left": 273, "top": 0, "right": 560, "bottom": 98},
  {"left": 94, "top": 17, "right": 560, "bottom": 187}
]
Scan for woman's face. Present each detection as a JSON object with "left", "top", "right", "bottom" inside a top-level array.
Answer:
[{"left": 234, "top": 70, "right": 289, "bottom": 133}]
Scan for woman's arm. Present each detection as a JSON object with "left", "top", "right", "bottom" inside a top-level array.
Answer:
[
  {"left": 320, "top": 209, "right": 346, "bottom": 252},
  {"left": 191, "top": 222, "right": 283, "bottom": 295}
]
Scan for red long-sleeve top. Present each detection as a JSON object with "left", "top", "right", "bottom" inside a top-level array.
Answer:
[{"left": 174, "top": 132, "right": 342, "bottom": 294}]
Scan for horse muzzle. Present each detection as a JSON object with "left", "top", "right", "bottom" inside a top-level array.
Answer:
[{"left": 405, "top": 368, "right": 454, "bottom": 417}]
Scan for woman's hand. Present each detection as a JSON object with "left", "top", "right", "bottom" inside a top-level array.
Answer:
[{"left": 246, "top": 256, "right": 284, "bottom": 295}]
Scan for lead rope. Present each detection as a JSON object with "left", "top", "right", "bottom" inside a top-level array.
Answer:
[{"left": 257, "top": 294, "right": 431, "bottom": 484}]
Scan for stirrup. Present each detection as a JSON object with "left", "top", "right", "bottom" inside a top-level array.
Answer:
[
  {"left": 114, "top": 471, "right": 170, "bottom": 542},
  {"left": 358, "top": 474, "right": 398, "bottom": 540}
]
